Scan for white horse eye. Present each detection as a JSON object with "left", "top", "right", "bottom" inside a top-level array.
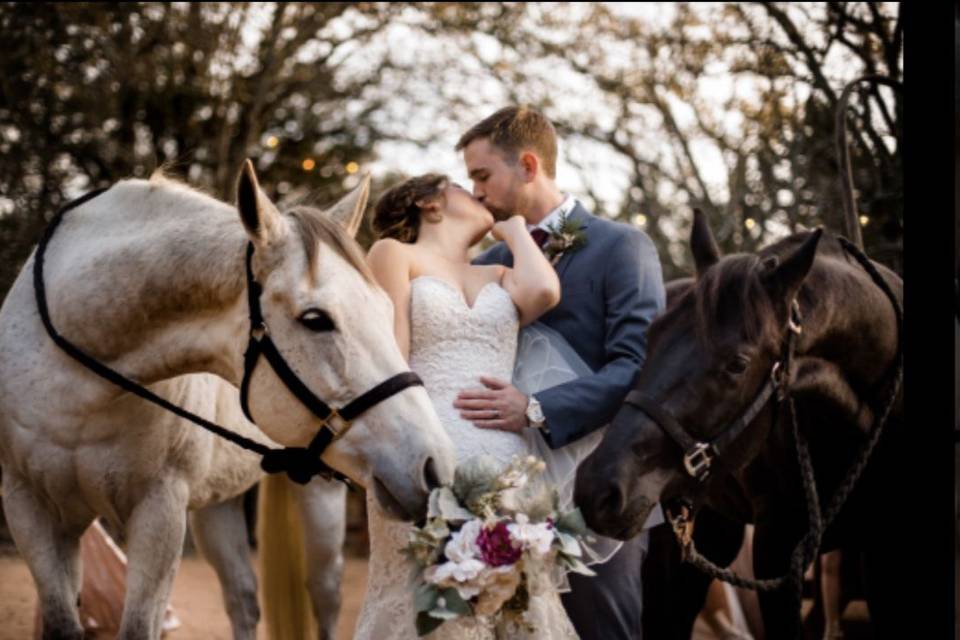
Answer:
[{"left": 299, "top": 309, "right": 336, "bottom": 333}]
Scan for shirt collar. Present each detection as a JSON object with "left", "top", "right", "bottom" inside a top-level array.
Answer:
[{"left": 527, "top": 194, "right": 577, "bottom": 233}]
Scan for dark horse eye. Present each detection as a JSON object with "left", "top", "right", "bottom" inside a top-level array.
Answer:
[
  {"left": 299, "top": 309, "right": 336, "bottom": 332},
  {"left": 725, "top": 354, "right": 751, "bottom": 375}
]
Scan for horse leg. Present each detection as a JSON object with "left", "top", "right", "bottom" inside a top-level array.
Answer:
[
  {"left": 293, "top": 478, "right": 347, "bottom": 640},
  {"left": 118, "top": 479, "right": 188, "bottom": 640},
  {"left": 753, "top": 520, "right": 805, "bottom": 639},
  {"left": 2, "top": 474, "right": 87, "bottom": 640},
  {"left": 689, "top": 509, "right": 748, "bottom": 637},
  {"left": 189, "top": 495, "right": 260, "bottom": 640}
]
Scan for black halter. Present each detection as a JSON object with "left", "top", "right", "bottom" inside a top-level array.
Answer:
[
  {"left": 33, "top": 188, "right": 424, "bottom": 486},
  {"left": 238, "top": 242, "right": 425, "bottom": 483},
  {"left": 623, "top": 300, "right": 803, "bottom": 482}
]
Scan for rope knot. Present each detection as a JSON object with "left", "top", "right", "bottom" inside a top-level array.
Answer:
[{"left": 260, "top": 447, "right": 324, "bottom": 485}]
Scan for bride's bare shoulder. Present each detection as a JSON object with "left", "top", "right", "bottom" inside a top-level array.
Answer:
[{"left": 367, "top": 237, "right": 414, "bottom": 264}]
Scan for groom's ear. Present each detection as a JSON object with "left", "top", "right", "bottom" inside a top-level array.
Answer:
[{"left": 518, "top": 151, "right": 539, "bottom": 182}]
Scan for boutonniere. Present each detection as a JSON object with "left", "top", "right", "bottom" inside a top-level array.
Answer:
[{"left": 543, "top": 212, "right": 587, "bottom": 265}]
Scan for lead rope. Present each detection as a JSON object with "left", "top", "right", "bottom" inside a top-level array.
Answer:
[
  {"left": 669, "top": 239, "right": 903, "bottom": 638},
  {"left": 33, "top": 189, "right": 355, "bottom": 487}
]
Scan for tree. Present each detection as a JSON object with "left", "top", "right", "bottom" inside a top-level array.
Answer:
[
  {"left": 396, "top": 2, "right": 902, "bottom": 279},
  {"left": 0, "top": 2, "right": 409, "bottom": 294}
]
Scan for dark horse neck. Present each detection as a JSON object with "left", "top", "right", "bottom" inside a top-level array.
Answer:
[{"left": 781, "top": 234, "right": 902, "bottom": 433}]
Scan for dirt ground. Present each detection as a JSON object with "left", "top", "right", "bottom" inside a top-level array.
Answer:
[
  {"left": 0, "top": 547, "right": 867, "bottom": 640},
  {"left": 0, "top": 550, "right": 368, "bottom": 640},
  {"left": 0, "top": 549, "right": 727, "bottom": 640}
]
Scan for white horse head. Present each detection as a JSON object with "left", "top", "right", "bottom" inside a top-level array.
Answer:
[{"left": 233, "top": 160, "right": 455, "bottom": 519}]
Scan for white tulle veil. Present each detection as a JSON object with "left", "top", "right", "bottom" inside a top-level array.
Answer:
[{"left": 512, "top": 321, "right": 623, "bottom": 566}]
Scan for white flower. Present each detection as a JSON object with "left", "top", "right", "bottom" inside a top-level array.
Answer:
[
  {"left": 424, "top": 558, "right": 487, "bottom": 588},
  {"left": 499, "top": 469, "right": 529, "bottom": 489},
  {"left": 444, "top": 518, "right": 483, "bottom": 563},
  {"left": 507, "top": 513, "right": 555, "bottom": 557}
]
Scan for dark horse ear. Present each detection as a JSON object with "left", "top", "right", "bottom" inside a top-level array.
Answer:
[
  {"left": 690, "top": 209, "right": 721, "bottom": 278},
  {"left": 760, "top": 228, "right": 823, "bottom": 300}
]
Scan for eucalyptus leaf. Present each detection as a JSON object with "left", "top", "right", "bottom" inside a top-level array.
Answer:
[
  {"left": 556, "top": 508, "right": 588, "bottom": 535},
  {"left": 428, "top": 607, "right": 461, "bottom": 620},
  {"left": 436, "top": 487, "right": 474, "bottom": 523},
  {"left": 414, "top": 583, "right": 439, "bottom": 613},
  {"left": 416, "top": 611, "right": 444, "bottom": 637},
  {"left": 555, "top": 530, "right": 582, "bottom": 558},
  {"left": 439, "top": 587, "right": 473, "bottom": 616},
  {"left": 562, "top": 555, "right": 597, "bottom": 577}
]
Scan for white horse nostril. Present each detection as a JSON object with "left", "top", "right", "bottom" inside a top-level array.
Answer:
[{"left": 423, "top": 457, "right": 441, "bottom": 492}]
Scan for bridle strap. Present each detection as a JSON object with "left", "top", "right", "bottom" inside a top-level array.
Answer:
[
  {"left": 625, "top": 299, "right": 803, "bottom": 482},
  {"left": 238, "top": 241, "right": 425, "bottom": 484},
  {"left": 624, "top": 391, "right": 702, "bottom": 454}
]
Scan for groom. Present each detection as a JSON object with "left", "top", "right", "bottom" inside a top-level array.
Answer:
[{"left": 453, "top": 105, "right": 666, "bottom": 640}]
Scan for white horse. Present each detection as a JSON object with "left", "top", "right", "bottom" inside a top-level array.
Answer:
[{"left": 0, "top": 160, "right": 456, "bottom": 639}]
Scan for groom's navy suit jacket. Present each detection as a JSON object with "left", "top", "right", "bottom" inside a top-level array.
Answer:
[{"left": 474, "top": 203, "right": 666, "bottom": 450}]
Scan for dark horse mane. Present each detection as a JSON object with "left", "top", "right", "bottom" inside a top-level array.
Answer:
[{"left": 652, "top": 229, "right": 851, "bottom": 352}]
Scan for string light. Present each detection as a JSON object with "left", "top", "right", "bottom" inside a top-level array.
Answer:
[
  {"left": 266, "top": 136, "right": 279, "bottom": 148},
  {"left": 859, "top": 215, "right": 870, "bottom": 226},
  {"left": 302, "top": 158, "right": 315, "bottom": 171},
  {"left": 632, "top": 213, "right": 647, "bottom": 227},
  {"left": 345, "top": 161, "right": 359, "bottom": 174},
  {"left": 744, "top": 218, "right": 756, "bottom": 230}
]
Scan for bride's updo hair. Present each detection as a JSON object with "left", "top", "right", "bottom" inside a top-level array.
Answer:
[{"left": 372, "top": 173, "right": 449, "bottom": 243}]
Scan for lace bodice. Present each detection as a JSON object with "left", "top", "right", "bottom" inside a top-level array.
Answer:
[
  {"left": 408, "top": 276, "right": 527, "bottom": 464},
  {"left": 354, "top": 276, "right": 578, "bottom": 640}
]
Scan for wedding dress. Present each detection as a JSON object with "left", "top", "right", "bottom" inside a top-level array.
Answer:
[{"left": 354, "top": 275, "right": 579, "bottom": 640}]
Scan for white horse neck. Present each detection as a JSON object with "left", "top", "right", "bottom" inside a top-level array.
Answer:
[{"left": 45, "top": 176, "right": 251, "bottom": 387}]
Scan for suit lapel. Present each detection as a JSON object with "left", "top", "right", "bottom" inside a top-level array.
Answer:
[{"left": 550, "top": 205, "right": 592, "bottom": 281}]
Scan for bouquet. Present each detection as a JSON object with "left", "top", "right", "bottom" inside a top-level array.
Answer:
[{"left": 402, "top": 454, "right": 596, "bottom": 636}]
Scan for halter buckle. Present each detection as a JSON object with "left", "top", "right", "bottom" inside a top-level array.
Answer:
[
  {"left": 683, "top": 442, "right": 714, "bottom": 481},
  {"left": 250, "top": 323, "right": 268, "bottom": 341},
  {"left": 787, "top": 299, "right": 803, "bottom": 335},
  {"left": 771, "top": 361, "right": 790, "bottom": 400},
  {"left": 667, "top": 503, "right": 695, "bottom": 559},
  {"left": 323, "top": 408, "right": 352, "bottom": 441}
]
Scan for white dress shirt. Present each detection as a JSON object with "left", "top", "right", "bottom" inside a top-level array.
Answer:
[{"left": 528, "top": 193, "right": 578, "bottom": 234}]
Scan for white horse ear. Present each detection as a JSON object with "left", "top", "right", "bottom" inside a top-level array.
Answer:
[
  {"left": 236, "top": 159, "right": 283, "bottom": 244},
  {"left": 325, "top": 173, "right": 371, "bottom": 238}
]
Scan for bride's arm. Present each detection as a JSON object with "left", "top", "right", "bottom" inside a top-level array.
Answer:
[
  {"left": 366, "top": 238, "right": 413, "bottom": 360},
  {"left": 496, "top": 215, "right": 561, "bottom": 326}
]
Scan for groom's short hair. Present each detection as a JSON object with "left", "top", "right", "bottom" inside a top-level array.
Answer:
[{"left": 456, "top": 105, "right": 558, "bottom": 179}]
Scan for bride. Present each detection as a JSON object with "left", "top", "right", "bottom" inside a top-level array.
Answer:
[{"left": 356, "top": 173, "right": 580, "bottom": 639}]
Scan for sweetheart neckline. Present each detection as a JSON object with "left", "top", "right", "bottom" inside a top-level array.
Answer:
[{"left": 410, "top": 275, "right": 506, "bottom": 312}]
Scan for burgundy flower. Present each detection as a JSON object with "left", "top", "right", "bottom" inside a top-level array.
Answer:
[{"left": 477, "top": 521, "right": 522, "bottom": 567}]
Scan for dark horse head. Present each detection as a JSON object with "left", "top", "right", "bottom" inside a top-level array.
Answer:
[{"left": 575, "top": 211, "right": 901, "bottom": 540}]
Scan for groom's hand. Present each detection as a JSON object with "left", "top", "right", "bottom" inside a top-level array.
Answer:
[{"left": 454, "top": 376, "right": 528, "bottom": 433}]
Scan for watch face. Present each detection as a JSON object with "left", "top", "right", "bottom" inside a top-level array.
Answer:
[{"left": 527, "top": 401, "right": 545, "bottom": 423}]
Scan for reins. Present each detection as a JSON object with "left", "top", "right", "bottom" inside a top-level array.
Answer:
[{"left": 33, "top": 187, "right": 425, "bottom": 488}]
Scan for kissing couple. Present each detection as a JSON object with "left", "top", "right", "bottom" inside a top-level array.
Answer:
[{"left": 356, "top": 105, "right": 666, "bottom": 639}]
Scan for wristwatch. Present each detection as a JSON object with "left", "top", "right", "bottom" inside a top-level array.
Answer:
[{"left": 525, "top": 396, "right": 548, "bottom": 432}]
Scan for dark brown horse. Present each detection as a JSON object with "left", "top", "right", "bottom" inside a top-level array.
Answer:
[{"left": 575, "top": 211, "right": 903, "bottom": 637}]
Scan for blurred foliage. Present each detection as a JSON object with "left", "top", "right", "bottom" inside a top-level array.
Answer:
[
  {"left": 0, "top": 2, "right": 902, "bottom": 298},
  {"left": 0, "top": 2, "right": 411, "bottom": 292},
  {"left": 410, "top": 2, "right": 902, "bottom": 279}
]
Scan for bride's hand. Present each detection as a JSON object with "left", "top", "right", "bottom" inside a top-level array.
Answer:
[{"left": 491, "top": 215, "right": 528, "bottom": 242}]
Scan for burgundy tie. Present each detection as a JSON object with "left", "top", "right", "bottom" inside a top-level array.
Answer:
[{"left": 530, "top": 228, "right": 549, "bottom": 248}]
